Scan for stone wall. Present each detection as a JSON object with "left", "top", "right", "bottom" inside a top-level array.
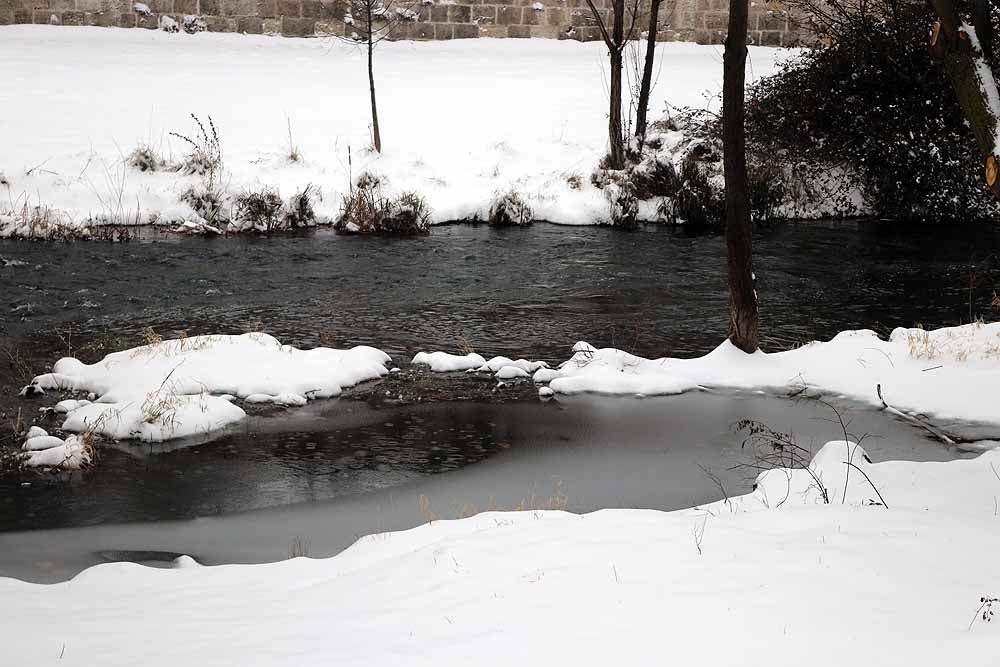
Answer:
[{"left": 0, "top": 0, "right": 801, "bottom": 46}]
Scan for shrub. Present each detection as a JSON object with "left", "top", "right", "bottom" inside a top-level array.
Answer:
[
  {"left": 127, "top": 144, "right": 164, "bottom": 172},
  {"left": 605, "top": 182, "right": 639, "bottom": 229},
  {"left": 488, "top": 189, "right": 533, "bottom": 227},
  {"left": 232, "top": 187, "right": 284, "bottom": 232},
  {"left": 660, "top": 156, "right": 723, "bottom": 227},
  {"left": 335, "top": 173, "right": 430, "bottom": 234},
  {"left": 182, "top": 15, "right": 206, "bottom": 33},
  {"left": 284, "top": 184, "right": 317, "bottom": 228},
  {"left": 180, "top": 183, "right": 227, "bottom": 225},
  {"left": 171, "top": 114, "right": 222, "bottom": 178},
  {"left": 744, "top": 0, "right": 1000, "bottom": 221}
]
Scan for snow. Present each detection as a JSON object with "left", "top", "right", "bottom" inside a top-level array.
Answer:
[
  {"left": 2, "top": 441, "right": 999, "bottom": 664},
  {"left": 16, "top": 428, "right": 91, "bottom": 469},
  {"left": 0, "top": 27, "right": 792, "bottom": 236},
  {"left": 495, "top": 365, "right": 530, "bottom": 380},
  {"left": 538, "top": 322, "right": 1000, "bottom": 437},
  {"left": 25, "top": 333, "right": 391, "bottom": 441},
  {"left": 476, "top": 356, "right": 548, "bottom": 373},
  {"left": 412, "top": 350, "right": 487, "bottom": 372}
]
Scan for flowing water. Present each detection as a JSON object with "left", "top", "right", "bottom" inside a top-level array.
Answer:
[{"left": 0, "top": 221, "right": 995, "bottom": 581}]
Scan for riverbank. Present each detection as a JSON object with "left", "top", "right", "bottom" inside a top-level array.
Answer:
[{"left": 0, "top": 26, "right": 793, "bottom": 237}]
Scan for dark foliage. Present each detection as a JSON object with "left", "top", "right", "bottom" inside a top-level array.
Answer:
[{"left": 745, "top": 1, "right": 1000, "bottom": 221}]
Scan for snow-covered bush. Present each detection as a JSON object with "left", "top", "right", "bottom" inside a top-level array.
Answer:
[
  {"left": 159, "top": 15, "right": 179, "bottom": 32},
  {"left": 284, "top": 184, "right": 317, "bottom": 228},
  {"left": 335, "top": 173, "right": 430, "bottom": 235},
  {"left": 180, "top": 182, "right": 228, "bottom": 226},
  {"left": 487, "top": 189, "right": 533, "bottom": 227},
  {"left": 170, "top": 114, "right": 222, "bottom": 178},
  {"left": 745, "top": 0, "right": 1000, "bottom": 222},
  {"left": 182, "top": 14, "right": 207, "bottom": 33},
  {"left": 604, "top": 182, "right": 638, "bottom": 229},
  {"left": 126, "top": 144, "right": 165, "bottom": 172},
  {"left": 232, "top": 187, "right": 284, "bottom": 233}
]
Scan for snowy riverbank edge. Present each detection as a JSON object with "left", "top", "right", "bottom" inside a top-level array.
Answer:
[
  {"left": 0, "top": 27, "right": 796, "bottom": 238},
  {"left": 2, "top": 440, "right": 999, "bottom": 665}
]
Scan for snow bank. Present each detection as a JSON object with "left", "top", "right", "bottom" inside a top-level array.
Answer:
[
  {"left": 17, "top": 427, "right": 90, "bottom": 470},
  {"left": 2, "top": 444, "right": 999, "bottom": 665},
  {"left": 26, "top": 333, "right": 390, "bottom": 441},
  {"left": 538, "top": 323, "right": 1000, "bottom": 435},
  {"left": 412, "top": 351, "right": 486, "bottom": 372},
  {"left": 0, "top": 27, "right": 791, "bottom": 236}
]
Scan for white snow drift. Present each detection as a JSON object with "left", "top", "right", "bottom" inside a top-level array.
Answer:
[
  {"left": 26, "top": 333, "right": 390, "bottom": 441},
  {"left": 18, "top": 427, "right": 90, "bottom": 470},
  {"left": 538, "top": 322, "right": 1000, "bottom": 436}
]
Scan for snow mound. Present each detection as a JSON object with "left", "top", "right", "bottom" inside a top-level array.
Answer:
[
  {"left": 412, "top": 351, "right": 486, "bottom": 372},
  {"left": 495, "top": 366, "right": 530, "bottom": 380},
  {"left": 532, "top": 323, "right": 1000, "bottom": 434},
  {"left": 18, "top": 428, "right": 91, "bottom": 470},
  {"left": 28, "top": 333, "right": 391, "bottom": 442},
  {"left": 476, "top": 356, "right": 548, "bottom": 373}
]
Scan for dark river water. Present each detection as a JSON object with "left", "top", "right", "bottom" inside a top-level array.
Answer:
[{"left": 0, "top": 221, "right": 996, "bottom": 581}]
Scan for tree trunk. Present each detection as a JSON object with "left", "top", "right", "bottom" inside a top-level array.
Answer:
[
  {"left": 366, "top": 5, "right": 381, "bottom": 154},
  {"left": 722, "top": 0, "right": 759, "bottom": 353},
  {"left": 608, "top": 47, "right": 625, "bottom": 169},
  {"left": 930, "top": 0, "right": 1000, "bottom": 198},
  {"left": 635, "top": 0, "right": 662, "bottom": 143}
]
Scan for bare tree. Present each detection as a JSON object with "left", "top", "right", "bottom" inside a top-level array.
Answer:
[
  {"left": 586, "top": 0, "right": 642, "bottom": 170},
  {"left": 634, "top": 0, "right": 665, "bottom": 143},
  {"left": 929, "top": 0, "right": 1000, "bottom": 198},
  {"left": 338, "top": 0, "right": 419, "bottom": 154},
  {"left": 722, "top": 0, "right": 759, "bottom": 352}
]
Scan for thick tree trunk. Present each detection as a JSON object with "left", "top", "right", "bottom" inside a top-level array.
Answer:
[
  {"left": 722, "top": 0, "right": 759, "bottom": 353},
  {"left": 605, "top": 0, "right": 626, "bottom": 169},
  {"left": 608, "top": 48, "right": 625, "bottom": 169},
  {"left": 930, "top": 0, "right": 1000, "bottom": 197},
  {"left": 366, "top": 7, "right": 381, "bottom": 154},
  {"left": 635, "top": 0, "right": 662, "bottom": 143}
]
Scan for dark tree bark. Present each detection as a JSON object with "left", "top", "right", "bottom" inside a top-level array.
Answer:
[
  {"left": 366, "top": 3, "right": 382, "bottom": 154},
  {"left": 930, "top": 0, "right": 1000, "bottom": 197},
  {"left": 722, "top": 0, "right": 759, "bottom": 352},
  {"left": 635, "top": 0, "right": 663, "bottom": 143}
]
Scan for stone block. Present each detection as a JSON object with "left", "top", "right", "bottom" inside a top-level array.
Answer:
[
  {"left": 529, "top": 23, "right": 558, "bottom": 37},
  {"left": 433, "top": 21, "right": 451, "bottom": 38},
  {"left": 495, "top": 3, "right": 516, "bottom": 23},
  {"left": 238, "top": 13, "right": 261, "bottom": 29},
  {"left": 0, "top": 8, "right": 13, "bottom": 21},
  {"left": 151, "top": 0, "right": 173, "bottom": 12},
  {"left": 300, "top": 0, "right": 320, "bottom": 17},
  {"left": 116, "top": 10, "right": 135, "bottom": 24},
  {"left": 200, "top": 0, "right": 219, "bottom": 13},
  {"left": 13, "top": 7, "right": 31, "bottom": 20},
  {"left": 473, "top": 4, "right": 493, "bottom": 23},
  {"left": 409, "top": 20, "right": 433, "bottom": 38},
  {"left": 205, "top": 14, "right": 235, "bottom": 28},
  {"left": 447, "top": 3, "right": 469, "bottom": 22},
  {"left": 275, "top": 0, "right": 297, "bottom": 14},
  {"left": 222, "top": 0, "right": 256, "bottom": 15},
  {"left": 477, "top": 22, "right": 505, "bottom": 36},
  {"left": 262, "top": 15, "right": 279, "bottom": 30},
  {"left": 523, "top": 5, "right": 543, "bottom": 24},
  {"left": 173, "top": 0, "right": 196, "bottom": 13},
  {"left": 508, "top": 23, "right": 529, "bottom": 36},
  {"left": 85, "top": 9, "right": 116, "bottom": 23},
  {"left": 281, "top": 15, "right": 313, "bottom": 33},
  {"left": 453, "top": 21, "right": 477, "bottom": 37},
  {"left": 429, "top": 5, "right": 445, "bottom": 21}
]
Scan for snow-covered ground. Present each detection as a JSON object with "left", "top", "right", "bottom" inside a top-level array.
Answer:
[
  {"left": 3, "top": 440, "right": 999, "bottom": 665},
  {"left": 0, "top": 26, "right": 791, "bottom": 235}
]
